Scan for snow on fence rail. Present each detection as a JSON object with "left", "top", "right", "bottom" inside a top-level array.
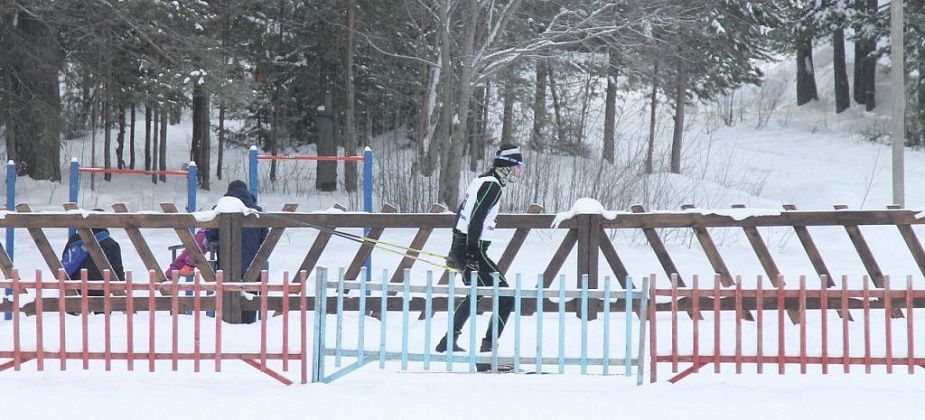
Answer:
[
  {"left": 651, "top": 273, "right": 922, "bottom": 383},
  {"left": 0, "top": 268, "right": 309, "bottom": 385}
]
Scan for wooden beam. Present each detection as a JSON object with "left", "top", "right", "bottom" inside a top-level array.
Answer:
[
  {"left": 112, "top": 203, "right": 167, "bottom": 283},
  {"left": 345, "top": 204, "right": 396, "bottom": 280},
  {"left": 389, "top": 204, "right": 445, "bottom": 285},
  {"left": 159, "top": 203, "right": 216, "bottom": 283},
  {"left": 496, "top": 204, "right": 544, "bottom": 273},
  {"left": 16, "top": 204, "right": 70, "bottom": 284},
  {"left": 243, "top": 203, "right": 299, "bottom": 281},
  {"left": 681, "top": 204, "right": 733, "bottom": 287},
  {"left": 631, "top": 205, "right": 684, "bottom": 286},
  {"left": 834, "top": 204, "right": 885, "bottom": 287},
  {"left": 542, "top": 230, "right": 578, "bottom": 288},
  {"left": 887, "top": 204, "right": 925, "bottom": 280}
]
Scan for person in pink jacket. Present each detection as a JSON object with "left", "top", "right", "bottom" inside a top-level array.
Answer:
[{"left": 165, "top": 229, "right": 209, "bottom": 277}]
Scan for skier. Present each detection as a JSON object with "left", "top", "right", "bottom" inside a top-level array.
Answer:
[{"left": 436, "top": 144, "right": 524, "bottom": 359}]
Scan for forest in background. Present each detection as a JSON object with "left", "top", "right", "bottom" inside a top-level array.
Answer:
[{"left": 2, "top": 0, "right": 925, "bottom": 211}]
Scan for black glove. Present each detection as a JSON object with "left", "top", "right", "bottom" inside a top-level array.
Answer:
[{"left": 463, "top": 253, "right": 479, "bottom": 286}]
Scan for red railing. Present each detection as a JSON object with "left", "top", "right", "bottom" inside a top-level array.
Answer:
[
  {"left": 0, "top": 269, "right": 309, "bottom": 385},
  {"left": 649, "top": 274, "right": 918, "bottom": 383}
]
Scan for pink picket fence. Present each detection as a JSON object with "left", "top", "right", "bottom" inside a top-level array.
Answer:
[{"left": 0, "top": 269, "right": 309, "bottom": 385}]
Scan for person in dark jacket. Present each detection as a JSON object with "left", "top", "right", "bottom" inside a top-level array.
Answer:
[
  {"left": 60, "top": 226, "right": 125, "bottom": 297},
  {"left": 206, "top": 180, "right": 269, "bottom": 323},
  {"left": 436, "top": 145, "right": 524, "bottom": 358}
]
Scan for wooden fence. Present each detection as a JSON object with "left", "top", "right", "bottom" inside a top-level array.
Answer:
[{"left": 2, "top": 202, "right": 925, "bottom": 323}]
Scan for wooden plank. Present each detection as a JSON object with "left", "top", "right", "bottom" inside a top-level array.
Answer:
[
  {"left": 631, "top": 205, "right": 684, "bottom": 286},
  {"left": 598, "top": 229, "right": 629, "bottom": 288},
  {"left": 61, "top": 204, "right": 123, "bottom": 298},
  {"left": 781, "top": 204, "right": 831, "bottom": 288},
  {"left": 496, "top": 204, "right": 544, "bottom": 273},
  {"left": 542, "top": 230, "right": 578, "bottom": 287},
  {"left": 388, "top": 204, "right": 445, "bottom": 285},
  {"left": 296, "top": 232, "right": 332, "bottom": 282},
  {"left": 345, "top": 204, "right": 396, "bottom": 280},
  {"left": 834, "top": 204, "right": 885, "bottom": 287},
  {"left": 111, "top": 203, "right": 167, "bottom": 283},
  {"left": 681, "top": 204, "right": 733, "bottom": 287},
  {"left": 16, "top": 204, "right": 71, "bottom": 284},
  {"left": 159, "top": 203, "right": 216, "bottom": 283},
  {"left": 219, "top": 212, "right": 243, "bottom": 323},
  {"left": 0, "top": 239, "right": 14, "bottom": 279},
  {"left": 243, "top": 203, "right": 299, "bottom": 281},
  {"left": 887, "top": 204, "right": 925, "bottom": 280}
]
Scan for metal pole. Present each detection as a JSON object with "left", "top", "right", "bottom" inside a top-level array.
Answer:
[
  {"left": 363, "top": 147, "right": 373, "bottom": 284},
  {"left": 187, "top": 162, "right": 198, "bottom": 213},
  {"left": 891, "top": 0, "right": 905, "bottom": 206},
  {"left": 248, "top": 146, "right": 259, "bottom": 200},
  {"left": 3, "top": 161, "right": 10, "bottom": 320},
  {"left": 68, "top": 159, "right": 79, "bottom": 238},
  {"left": 6, "top": 160, "right": 14, "bottom": 261}
]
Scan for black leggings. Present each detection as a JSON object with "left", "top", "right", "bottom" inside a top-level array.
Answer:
[{"left": 449, "top": 241, "right": 514, "bottom": 342}]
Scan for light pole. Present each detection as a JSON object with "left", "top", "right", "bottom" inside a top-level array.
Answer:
[{"left": 891, "top": 0, "right": 905, "bottom": 206}]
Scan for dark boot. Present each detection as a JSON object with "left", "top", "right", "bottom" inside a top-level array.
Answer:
[
  {"left": 435, "top": 332, "right": 465, "bottom": 353},
  {"left": 479, "top": 337, "right": 493, "bottom": 353}
]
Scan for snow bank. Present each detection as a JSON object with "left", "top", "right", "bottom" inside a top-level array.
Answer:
[{"left": 551, "top": 198, "right": 623, "bottom": 228}]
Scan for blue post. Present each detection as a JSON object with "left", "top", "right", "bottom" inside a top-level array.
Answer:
[
  {"left": 401, "top": 269, "right": 410, "bottom": 371},
  {"left": 318, "top": 268, "right": 328, "bottom": 381},
  {"left": 580, "top": 274, "right": 588, "bottom": 375},
  {"left": 248, "top": 146, "right": 259, "bottom": 200},
  {"left": 6, "top": 160, "right": 14, "bottom": 261},
  {"left": 4, "top": 161, "right": 11, "bottom": 320},
  {"left": 637, "top": 276, "right": 651, "bottom": 386},
  {"left": 186, "top": 162, "right": 198, "bottom": 213},
  {"left": 558, "top": 274, "right": 566, "bottom": 374},
  {"left": 311, "top": 267, "right": 327, "bottom": 383},
  {"left": 446, "top": 272, "right": 455, "bottom": 371},
  {"left": 379, "top": 269, "right": 388, "bottom": 368},
  {"left": 468, "top": 272, "right": 477, "bottom": 372},
  {"left": 358, "top": 267, "right": 367, "bottom": 365},
  {"left": 535, "top": 274, "right": 543, "bottom": 374},
  {"left": 514, "top": 274, "right": 522, "bottom": 372},
  {"left": 424, "top": 271, "right": 433, "bottom": 370},
  {"left": 363, "top": 147, "right": 373, "bottom": 285},
  {"left": 68, "top": 159, "right": 79, "bottom": 238},
  {"left": 335, "top": 268, "right": 345, "bottom": 367},
  {"left": 603, "top": 277, "right": 612, "bottom": 375},
  {"left": 625, "top": 277, "right": 634, "bottom": 377}
]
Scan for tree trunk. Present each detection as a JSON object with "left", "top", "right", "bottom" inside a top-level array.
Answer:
[
  {"left": 796, "top": 37, "right": 818, "bottom": 106},
  {"left": 669, "top": 59, "right": 687, "bottom": 175},
  {"left": 159, "top": 107, "right": 167, "bottom": 182},
  {"left": 414, "top": 62, "right": 436, "bottom": 175},
  {"left": 645, "top": 60, "right": 659, "bottom": 175},
  {"left": 144, "top": 105, "right": 152, "bottom": 171},
  {"left": 343, "top": 0, "right": 358, "bottom": 192},
  {"left": 500, "top": 73, "right": 515, "bottom": 146},
  {"left": 864, "top": 0, "right": 877, "bottom": 111},
  {"left": 151, "top": 109, "right": 158, "bottom": 184},
  {"left": 602, "top": 48, "right": 619, "bottom": 162},
  {"left": 547, "top": 63, "right": 566, "bottom": 148},
  {"left": 316, "top": 88, "right": 337, "bottom": 192},
  {"left": 530, "top": 60, "right": 548, "bottom": 151},
  {"left": 437, "top": 0, "right": 479, "bottom": 209},
  {"left": 853, "top": 0, "right": 868, "bottom": 105},
  {"left": 269, "top": 102, "right": 279, "bottom": 182},
  {"left": 833, "top": 28, "right": 850, "bottom": 113},
  {"left": 217, "top": 104, "right": 224, "bottom": 180},
  {"left": 116, "top": 104, "right": 126, "bottom": 169},
  {"left": 9, "top": 12, "right": 62, "bottom": 181},
  {"left": 192, "top": 83, "right": 210, "bottom": 190},
  {"left": 467, "top": 85, "right": 486, "bottom": 171},
  {"left": 129, "top": 104, "right": 136, "bottom": 169},
  {"left": 103, "top": 92, "right": 112, "bottom": 182}
]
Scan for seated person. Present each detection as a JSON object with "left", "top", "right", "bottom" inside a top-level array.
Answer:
[{"left": 60, "top": 219, "right": 125, "bottom": 296}]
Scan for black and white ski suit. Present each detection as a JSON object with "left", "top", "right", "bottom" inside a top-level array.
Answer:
[{"left": 448, "top": 170, "right": 515, "bottom": 344}]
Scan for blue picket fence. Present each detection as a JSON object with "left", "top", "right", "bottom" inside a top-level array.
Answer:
[{"left": 309, "top": 267, "right": 650, "bottom": 384}]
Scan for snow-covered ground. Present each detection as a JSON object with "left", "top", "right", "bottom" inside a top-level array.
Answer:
[{"left": 4, "top": 49, "right": 925, "bottom": 419}]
